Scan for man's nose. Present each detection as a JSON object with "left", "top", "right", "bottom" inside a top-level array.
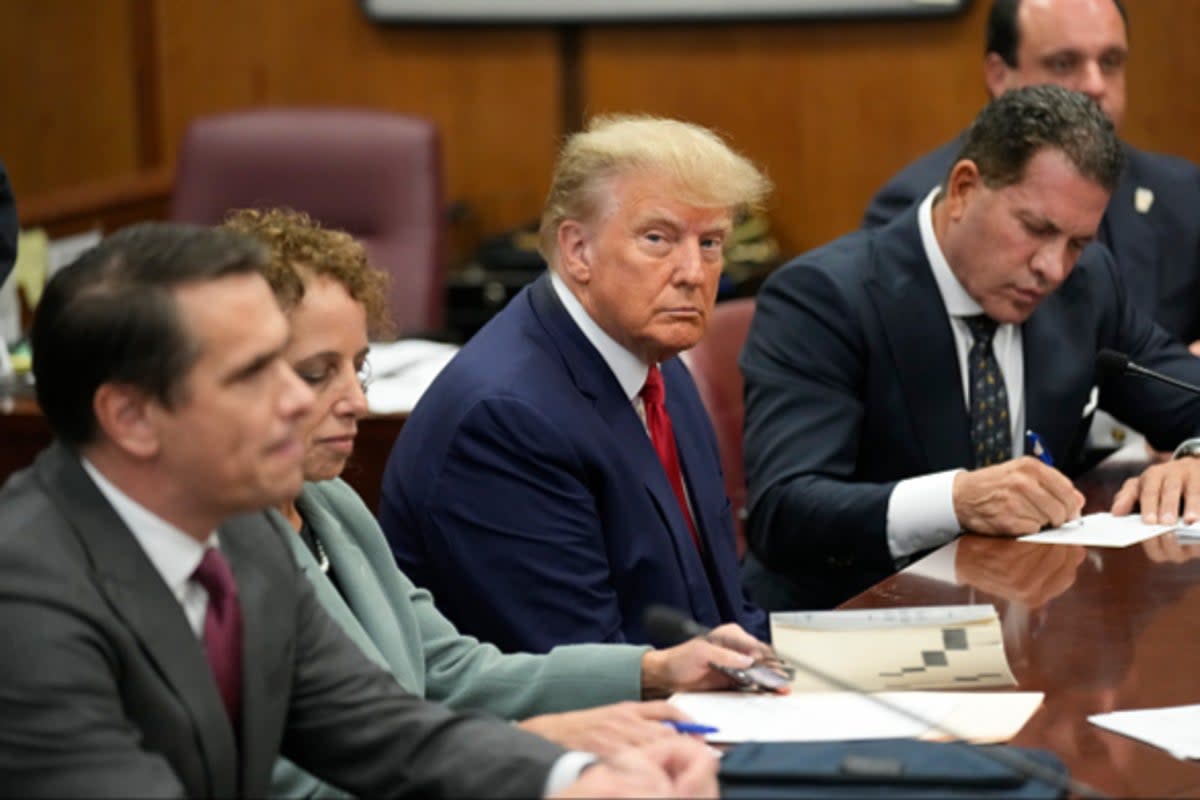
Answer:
[
  {"left": 1032, "top": 241, "right": 1072, "bottom": 284},
  {"left": 1075, "top": 61, "right": 1107, "bottom": 104}
]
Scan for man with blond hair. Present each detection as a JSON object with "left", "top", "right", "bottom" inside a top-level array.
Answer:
[{"left": 381, "top": 115, "right": 771, "bottom": 652}]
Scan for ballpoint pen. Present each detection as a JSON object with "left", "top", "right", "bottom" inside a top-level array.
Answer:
[
  {"left": 663, "top": 721, "right": 720, "bottom": 735},
  {"left": 1025, "top": 429, "right": 1054, "bottom": 466}
]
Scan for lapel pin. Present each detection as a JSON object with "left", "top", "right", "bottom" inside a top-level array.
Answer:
[{"left": 1135, "top": 187, "right": 1154, "bottom": 214}]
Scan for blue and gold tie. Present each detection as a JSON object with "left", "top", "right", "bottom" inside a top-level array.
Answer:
[{"left": 964, "top": 315, "right": 1011, "bottom": 468}]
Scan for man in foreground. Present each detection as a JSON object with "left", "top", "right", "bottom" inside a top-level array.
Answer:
[{"left": 0, "top": 223, "right": 716, "bottom": 797}]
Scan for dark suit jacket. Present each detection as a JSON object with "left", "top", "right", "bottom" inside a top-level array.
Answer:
[
  {"left": 0, "top": 444, "right": 562, "bottom": 798},
  {"left": 864, "top": 136, "right": 1200, "bottom": 343},
  {"left": 740, "top": 206, "right": 1200, "bottom": 610},
  {"left": 380, "top": 273, "right": 768, "bottom": 653},
  {"left": 0, "top": 160, "right": 17, "bottom": 288}
]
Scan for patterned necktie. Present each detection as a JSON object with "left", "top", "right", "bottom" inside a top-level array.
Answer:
[
  {"left": 192, "top": 547, "right": 243, "bottom": 724},
  {"left": 640, "top": 366, "right": 703, "bottom": 552},
  {"left": 964, "top": 314, "right": 1012, "bottom": 468}
]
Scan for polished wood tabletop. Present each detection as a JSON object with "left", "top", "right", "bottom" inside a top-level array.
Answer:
[{"left": 841, "top": 460, "right": 1200, "bottom": 798}]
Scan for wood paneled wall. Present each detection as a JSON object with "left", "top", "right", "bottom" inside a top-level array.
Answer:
[{"left": 3, "top": 0, "right": 1199, "bottom": 260}]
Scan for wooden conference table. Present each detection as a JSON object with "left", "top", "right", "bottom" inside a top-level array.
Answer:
[
  {"left": 841, "top": 458, "right": 1200, "bottom": 798},
  {"left": 6, "top": 384, "right": 1199, "bottom": 794}
]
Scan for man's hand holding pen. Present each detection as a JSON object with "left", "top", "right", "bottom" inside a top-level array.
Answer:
[{"left": 953, "top": 456, "right": 1085, "bottom": 536}]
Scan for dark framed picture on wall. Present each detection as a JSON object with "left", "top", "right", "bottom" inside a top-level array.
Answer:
[{"left": 360, "top": 0, "right": 971, "bottom": 25}]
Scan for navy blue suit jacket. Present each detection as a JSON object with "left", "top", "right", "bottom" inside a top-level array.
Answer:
[
  {"left": 740, "top": 206, "right": 1200, "bottom": 610},
  {"left": 380, "top": 274, "right": 767, "bottom": 653},
  {"left": 864, "top": 136, "right": 1200, "bottom": 343}
]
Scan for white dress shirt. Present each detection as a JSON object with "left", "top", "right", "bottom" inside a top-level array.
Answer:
[
  {"left": 885, "top": 190, "right": 1026, "bottom": 560},
  {"left": 81, "top": 456, "right": 590, "bottom": 795},
  {"left": 81, "top": 458, "right": 216, "bottom": 637},
  {"left": 550, "top": 271, "right": 700, "bottom": 521}
]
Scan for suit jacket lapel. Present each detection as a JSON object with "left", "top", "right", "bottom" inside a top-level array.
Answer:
[
  {"left": 528, "top": 276, "right": 720, "bottom": 620},
  {"left": 665, "top": 363, "right": 740, "bottom": 617},
  {"left": 1022, "top": 271, "right": 1098, "bottom": 473},
  {"left": 221, "top": 512, "right": 296, "bottom": 797},
  {"left": 865, "top": 211, "right": 973, "bottom": 471},
  {"left": 37, "top": 443, "right": 238, "bottom": 798},
  {"left": 282, "top": 499, "right": 398, "bottom": 680}
]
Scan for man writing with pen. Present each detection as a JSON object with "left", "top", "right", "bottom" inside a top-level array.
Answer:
[{"left": 738, "top": 85, "right": 1200, "bottom": 612}]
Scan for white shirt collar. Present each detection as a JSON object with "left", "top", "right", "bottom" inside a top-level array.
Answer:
[
  {"left": 917, "top": 188, "right": 985, "bottom": 319},
  {"left": 80, "top": 457, "right": 216, "bottom": 597},
  {"left": 549, "top": 270, "right": 650, "bottom": 401}
]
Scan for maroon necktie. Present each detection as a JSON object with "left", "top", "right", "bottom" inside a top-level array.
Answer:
[
  {"left": 641, "top": 365, "right": 703, "bottom": 552},
  {"left": 192, "top": 547, "right": 243, "bottom": 724}
]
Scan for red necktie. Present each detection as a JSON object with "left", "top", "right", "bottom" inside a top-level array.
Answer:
[
  {"left": 641, "top": 365, "right": 703, "bottom": 552},
  {"left": 193, "top": 547, "right": 243, "bottom": 725}
]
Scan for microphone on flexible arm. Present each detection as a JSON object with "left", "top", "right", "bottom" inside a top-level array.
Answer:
[
  {"left": 1096, "top": 349, "right": 1200, "bottom": 396},
  {"left": 642, "top": 604, "right": 1105, "bottom": 799}
]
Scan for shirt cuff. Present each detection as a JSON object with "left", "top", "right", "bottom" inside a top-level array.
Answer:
[
  {"left": 886, "top": 469, "right": 963, "bottom": 560},
  {"left": 543, "top": 751, "right": 598, "bottom": 797}
]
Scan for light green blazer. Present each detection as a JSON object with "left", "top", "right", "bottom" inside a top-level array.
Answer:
[{"left": 271, "top": 478, "right": 646, "bottom": 797}]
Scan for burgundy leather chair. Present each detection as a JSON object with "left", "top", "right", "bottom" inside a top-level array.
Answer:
[
  {"left": 170, "top": 108, "right": 445, "bottom": 336},
  {"left": 685, "top": 297, "right": 756, "bottom": 558}
]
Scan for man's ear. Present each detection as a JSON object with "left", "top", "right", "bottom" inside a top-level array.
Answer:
[
  {"left": 557, "top": 220, "right": 593, "bottom": 285},
  {"left": 943, "top": 159, "right": 983, "bottom": 222},
  {"left": 983, "top": 52, "right": 1013, "bottom": 101},
  {"left": 93, "top": 383, "right": 162, "bottom": 460}
]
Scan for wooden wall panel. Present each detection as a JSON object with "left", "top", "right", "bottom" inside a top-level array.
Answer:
[
  {"left": 583, "top": 2, "right": 988, "bottom": 255},
  {"left": 1122, "top": 1, "right": 1200, "bottom": 163},
  {"left": 4, "top": 0, "right": 1200, "bottom": 262},
  {"left": 583, "top": 0, "right": 1200, "bottom": 256},
  {"left": 0, "top": 0, "right": 143, "bottom": 197},
  {"left": 152, "top": 0, "right": 561, "bottom": 256}
]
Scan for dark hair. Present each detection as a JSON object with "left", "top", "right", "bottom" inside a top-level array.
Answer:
[
  {"left": 952, "top": 84, "right": 1124, "bottom": 192},
  {"left": 986, "top": 0, "right": 1128, "bottom": 67},
  {"left": 32, "top": 223, "right": 268, "bottom": 447}
]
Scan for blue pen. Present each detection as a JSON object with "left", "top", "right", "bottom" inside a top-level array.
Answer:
[
  {"left": 663, "top": 721, "right": 719, "bottom": 735},
  {"left": 1025, "top": 430, "right": 1054, "bottom": 466}
]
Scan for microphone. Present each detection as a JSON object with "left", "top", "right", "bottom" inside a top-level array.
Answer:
[
  {"left": 1097, "top": 348, "right": 1200, "bottom": 396},
  {"left": 642, "top": 604, "right": 1104, "bottom": 799},
  {"left": 644, "top": 604, "right": 712, "bottom": 645}
]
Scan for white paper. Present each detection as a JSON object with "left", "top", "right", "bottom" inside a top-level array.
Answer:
[
  {"left": 1089, "top": 704, "right": 1200, "bottom": 759},
  {"left": 669, "top": 690, "right": 1043, "bottom": 744},
  {"left": 365, "top": 339, "right": 459, "bottom": 414},
  {"left": 1174, "top": 523, "right": 1200, "bottom": 541},
  {"left": 1019, "top": 512, "right": 1177, "bottom": 547}
]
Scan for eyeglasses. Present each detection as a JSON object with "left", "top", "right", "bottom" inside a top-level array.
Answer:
[{"left": 356, "top": 358, "right": 373, "bottom": 393}]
